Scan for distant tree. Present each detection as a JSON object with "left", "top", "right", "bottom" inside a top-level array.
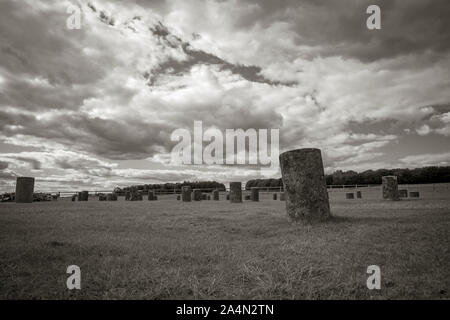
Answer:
[{"left": 243, "top": 166, "right": 450, "bottom": 187}]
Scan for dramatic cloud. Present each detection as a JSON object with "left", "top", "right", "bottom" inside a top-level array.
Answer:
[{"left": 0, "top": 0, "right": 449, "bottom": 191}]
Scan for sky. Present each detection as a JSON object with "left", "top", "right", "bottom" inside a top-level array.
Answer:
[{"left": 0, "top": 0, "right": 449, "bottom": 192}]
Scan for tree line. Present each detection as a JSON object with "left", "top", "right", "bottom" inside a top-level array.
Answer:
[
  {"left": 115, "top": 181, "right": 226, "bottom": 194},
  {"left": 245, "top": 166, "right": 450, "bottom": 190}
]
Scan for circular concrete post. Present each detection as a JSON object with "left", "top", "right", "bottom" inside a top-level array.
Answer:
[
  {"left": 15, "top": 177, "right": 34, "bottom": 203},
  {"left": 251, "top": 188, "right": 259, "bottom": 202},
  {"left": 229, "top": 182, "right": 242, "bottom": 203},
  {"left": 182, "top": 186, "right": 191, "bottom": 202},
  {"left": 81, "top": 191, "right": 89, "bottom": 201},
  {"left": 382, "top": 176, "right": 399, "bottom": 200},
  {"left": 193, "top": 189, "right": 202, "bottom": 201},
  {"left": 212, "top": 189, "right": 219, "bottom": 201},
  {"left": 279, "top": 148, "right": 331, "bottom": 223},
  {"left": 148, "top": 190, "right": 156, "bottom": 201}
]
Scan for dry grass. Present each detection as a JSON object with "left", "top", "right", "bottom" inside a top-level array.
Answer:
[{"left": 0, "top": 191, "right": 449, "bottom": 299}]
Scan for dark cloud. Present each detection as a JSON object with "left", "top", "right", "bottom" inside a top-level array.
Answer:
[
  {"left": 143, "top": 20, "right": 295, "bottom": 86},
  {"left": 0, "top": 0, "right": 449, "bottom": 191},
  {"left": 0, "top": 1, "right": 108, "bottom": 85},
  {"left": 0, "top": 161, "right": 9, "bottom": 170},
  {"left": 0, "top": 171, "right": 16, "bottom": 180},
  {"left": 234, "top": 0, "right": 450, "bottom": 62}
]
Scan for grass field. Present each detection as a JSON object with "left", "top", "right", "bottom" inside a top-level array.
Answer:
[{"left": 0, "top": 189, "right": 449, "bottom": 299}]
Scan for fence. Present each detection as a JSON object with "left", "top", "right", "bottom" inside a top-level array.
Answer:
[{"left": 50, "top": 182, "right": 450, "bottom": 198}]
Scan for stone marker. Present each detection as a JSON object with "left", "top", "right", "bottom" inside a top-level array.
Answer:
[
  {"left": 129, "top": 187, "right": 142, "bottom": 201},
  {"left": 382, "top": 176, "right": 399, "bottom": 200},
  {"left": 148, "top": 190, "right": 156, "bottom": 201},
  {"left": 279, "top": 148, "right": 331, "bottom": 223},
  {"left": 250, "top": 188, "right": 259, "bottom": 202},
  {"left": 398, "top": 189, "right": 408, "bottom": 198},
  {"left": 77, "top": 191, "right": 88, "bottom": 201},
  {"left": 346, "top": 193, "right": 355, "bottom": 199},
  {"left": 229, "top": 182, "right": 242, "bottom": 203},
  {"left": 280, "top": 192, "right": 286, "bottom": 201},
  {"left": 106, "top": 193, "right": 117, "bottom": 201},
  {"left": 193, "top": 189, "right": 202, "bottom": 201},
  {"left": 213, "top": 189, "right": 220, "bottom": 201},
  {"left": 15, "top": 177, "right": 34, "bottom": 203},
  {"left": 273, "top": 193, "right": 277, "bottom": 200},
  {"left": 356, "top": 191, "right": 362, "bottom": 198},
  {"left": 182, "top": 186, "right": 191, "bottom": 202},
  {"left": 409, "top": 191, "right": 420, "bottom": 198}
]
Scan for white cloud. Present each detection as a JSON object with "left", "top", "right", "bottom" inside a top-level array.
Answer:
[
  {"left": 1, "top": 0, "right": 449, "bottom": 191},
  {"left": 400, "top": 152, "right": 450, "bottom": 167}
]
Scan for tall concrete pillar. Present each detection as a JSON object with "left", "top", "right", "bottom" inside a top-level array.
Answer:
[
  {"left": 212, "top": 189, "right": 220, "bottom": 201},
  {"left": 193, "top": 189, "right": 202, "bottom": 201},
  {"left": 182, "top": 186, "right": 191, "bottom": 202},
  {"left": 80, "top": 191, "right": 89, "bottom": 201},
  {"left": 15, "top": 177, "right": 34, "bottom": 203},
  {"left": 382, "top": 176, "right": 399, "bottom": 200},
  {"left": 279, "top": 148, "right": 331, "bottom": 223},
  {"left": 229, "top": 182, "right": 242, "bottom": 203},
  {"left": 250, "top": 188, "right": 259, "bottom": 201},
  {"left": 148, "top": 190, "right": 156, "bottom": 201}
]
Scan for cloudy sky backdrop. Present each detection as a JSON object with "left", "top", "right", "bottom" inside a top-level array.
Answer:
[{"left": 0, "top": 0, "right": 449, "bottom": 192}]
